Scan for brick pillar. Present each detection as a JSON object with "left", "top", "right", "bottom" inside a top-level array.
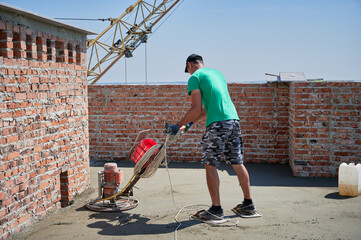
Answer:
[
  {"left": 13, "top": 32, "right": 26, "bottom": 59},
  {"left": 60, "top": 170, "right": 72, "bottom": 207},
  {"left": 56, "top": 41, "right": 68, "bottom": 63},
  {"left": 26, "top": 34, "right": 37, "bottom": 60},
  {"left": 46, "top": 39, "right": 55, "bottom": 62},
  {"left": 68, "top": 43, "right": 75, "bottom": 64},
  {"left": 36, "top": 36, "right": 47, "bottom": 61},
  {"left": 0, "top": 31, "right": 14, "bottom": 58},
  {"left": 76, "top": 43, "right": 86, "bottom": 65}
]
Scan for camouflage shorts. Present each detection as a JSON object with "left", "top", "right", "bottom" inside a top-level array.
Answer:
[{"left": 201, "top": 119, "right": 244, "bottom": 167}]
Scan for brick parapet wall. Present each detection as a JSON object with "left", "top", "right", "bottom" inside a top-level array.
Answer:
[
  {"left": 88, "top": 82, "right": 361, "bottom": 178},
  {"left": 88, "top": 85, "right": 195, "bottom": 162},
  {"left": 229, "top": 83, "right": 290, "bottom": 164},
  {"left": 88, "top": 83, "right": 290, "bottom": 164},
  {"left": 0, "top": 21, "right": 89, "bottom": 239},
  {"left": 0, "top": 20, "right": 87, "bottom": 65},
  {"left": 289, "top": 82, "right": 361, "bottom": 177}
]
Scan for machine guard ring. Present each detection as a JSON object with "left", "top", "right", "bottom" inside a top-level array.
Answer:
[{"left": 85, "top": 196, "right": 139, "bottom": 212}]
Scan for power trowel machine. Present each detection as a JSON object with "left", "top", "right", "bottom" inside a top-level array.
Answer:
[{"left": 85, "top": 123, "right": 191, "bottom": 212}]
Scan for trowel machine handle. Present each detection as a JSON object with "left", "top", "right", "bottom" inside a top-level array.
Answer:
[{"left": 164, "top": 122, "right": 194, "bottom": 135}]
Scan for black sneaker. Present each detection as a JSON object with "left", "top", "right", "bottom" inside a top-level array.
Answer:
[
  {"left": 190, "top": 208, "right": 228, "bottom": 224},
  {"left": 206, "top": 207, "right": 224, "bottom": 217},
  {"left": 232, "top": 202, "right": 262, "bottom": 218}
]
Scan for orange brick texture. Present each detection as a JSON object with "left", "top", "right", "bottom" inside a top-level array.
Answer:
[
  {"left": 88, "top": 82, "right": 361, "bottom": 178},
  {"left": 88, "top": 83, "right": 290, "bottom": 164},
  {"left": 289, "top": 82, "right": 361, "bottom": 177},
  {"left": 0, "top": 22, "right": 89, "bottom": 239}
]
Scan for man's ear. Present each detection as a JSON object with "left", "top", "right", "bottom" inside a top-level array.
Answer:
[{"left": 187, "top": 62, "right": 193, "bottom": 72}]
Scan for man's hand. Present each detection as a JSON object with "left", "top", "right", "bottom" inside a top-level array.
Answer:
[
  {"left": 169, "top": 124, "right": 181, "bottom": 135},
  {"left": 184, "top": 122, "right": 194, "bottom": 132}
]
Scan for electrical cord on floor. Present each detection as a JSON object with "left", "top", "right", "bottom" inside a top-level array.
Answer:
[
  {"left": 162, "top": 134, "right": 239, "bottom": 240},
  {"left": 88, "top": 129, "right": 238, "bottom": 236}
]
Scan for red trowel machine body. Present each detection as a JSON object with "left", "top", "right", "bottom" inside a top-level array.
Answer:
[
  {"left": 130, "top": 138, "right": 158, "bottom": 165},
  {"left": 99, "top": 163, "right": 124, "bottom": 199},
  {"left": 96, "top": 132, "right": 158, "bottom": 202},
  {"left": 86, "top": 129, "right": 168, "bottom": 212}
]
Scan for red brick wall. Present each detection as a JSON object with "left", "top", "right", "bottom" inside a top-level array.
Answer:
[
  {"left": 0, "top": 21, "right": 89, "bottom": 239},
  {"left": 88, "top": 83, "right": 290, "bottom": 164},
  {"left": 88, "top": 82, "right": 361, "bottom": 178},
  {"left": 289, "top": 82, "right": 361, "bottom": 177},
  {"left": 229, "top": 83, "right": 290, "bottom": 164}
]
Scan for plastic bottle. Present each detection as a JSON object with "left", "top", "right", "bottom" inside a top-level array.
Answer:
[{"left": 338, "top": 162, "right": 361, "bottom": 197}]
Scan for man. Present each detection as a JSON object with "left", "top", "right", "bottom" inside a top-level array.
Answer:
[{"left": 169, "top": 54, "right": 261, "bottom": 223}]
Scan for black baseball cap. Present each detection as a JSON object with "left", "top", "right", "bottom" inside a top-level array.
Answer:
[{"left": 185, "top": 54, "right": 203, "bottom": 73}]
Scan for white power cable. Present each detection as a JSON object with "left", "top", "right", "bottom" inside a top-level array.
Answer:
[
  {"left": 133, "top": 130, "right": 239, "bottom": 240},
  {"left": 161, "top": 133, "right": 239, "bottom": 240}
]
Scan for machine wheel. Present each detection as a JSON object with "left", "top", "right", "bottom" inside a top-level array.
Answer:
[{"left": 85, "top": 196, "right": 139, "bottom": 212}]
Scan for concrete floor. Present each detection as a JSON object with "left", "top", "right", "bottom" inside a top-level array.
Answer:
[{"left": 12, "top": 161, "right": 361, "bottom": 240}]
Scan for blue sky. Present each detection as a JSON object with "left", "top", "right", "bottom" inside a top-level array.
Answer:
[{"left": 2, "top": 0, "right": 361, "bottom": 84}]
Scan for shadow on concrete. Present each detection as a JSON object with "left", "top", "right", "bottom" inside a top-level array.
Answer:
[
  {"left": 90, "top": 160, "right": 338, "bottom": 188},
  {"left": 77, "top": 205, "right": 241, "bottom": 237},
  {"left": 244, "top": 163, "right": 337, "bottom": 188},
  {"left": 78, "top": 208, "right": 201, "bottom": 236},
  {"left": 167, "top": 162, "right": 338, "bottom": 188},
  {"left": 324, "top": 192, "right": 355, "bottom": 200},
  {"left": 86, "top": 160, "right": 339, "bottom": 237}
]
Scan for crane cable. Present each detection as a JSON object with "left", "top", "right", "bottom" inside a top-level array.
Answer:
[
  {"left": 56, "top": 0, "right": 185, "bottom": 84},
  {"left": 148, "top": 0, "right": 185, "bottom": 39},
  {"left": 125, "top": 57, "right": 127, "bottom": 84},
  {"left": 145, "top": 42, "right": 148, "bottom": 84},
  {"left": 140, "top": 0, "right": 185, "bottom": 84}
]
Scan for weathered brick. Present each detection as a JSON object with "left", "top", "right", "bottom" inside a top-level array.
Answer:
[
  {"left": 14, "top": 93, "right": 26, "bottom": 100},
  {"left": 1, "top": 18, "right": 89, "bottom": 240},
  {"left": 7, "top": 151, "right": 20, "bottom": 160},
  {"left": 6, "top": 135, "right": 19, "bottom": 144}
]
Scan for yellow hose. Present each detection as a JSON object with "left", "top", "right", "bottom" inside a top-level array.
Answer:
[
  {"left": 91, "top": 131, "right": 181, "bottom": 204},
  {"left": 93, "top": 172, "right": 136, "bottom": 203}
]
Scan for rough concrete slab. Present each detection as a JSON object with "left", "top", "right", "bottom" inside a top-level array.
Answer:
[{"left": 12, "top": 162, "right": 361, "bottom": 240}]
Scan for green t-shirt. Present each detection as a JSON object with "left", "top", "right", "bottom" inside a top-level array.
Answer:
[{"left": 187, "top": 68, "right": 239, "bottom": 127}]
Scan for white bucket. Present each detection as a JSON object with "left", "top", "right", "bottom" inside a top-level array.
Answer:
[{"left": 338, "top": 162, "right": 361, "bottom": 197}]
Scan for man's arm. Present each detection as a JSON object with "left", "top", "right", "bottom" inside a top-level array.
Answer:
[
  {"left": 194, "top": 105, "right": 207, "bottom": 122},
  {"left": 177, "top": 89, "right": 203, "bottom": 126}
]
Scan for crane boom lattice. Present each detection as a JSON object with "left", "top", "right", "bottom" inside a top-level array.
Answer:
[{"left": 87, "top": 0, "right": 181, "bottom": 84}]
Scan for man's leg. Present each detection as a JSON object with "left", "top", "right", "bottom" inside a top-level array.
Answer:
[
  {"left": 190, "top": 164, "right": 225, "bottom": 222},
  {"left": 205, "top": 164, "right": 221, "bottom": 206},
  {"left": 232, "top": 163, "right": 251, "bottom": 199},
  {"left": 231, "top": 163, "right": 262, "bottom": 218}
]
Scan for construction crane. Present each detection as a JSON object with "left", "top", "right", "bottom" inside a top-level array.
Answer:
[{"left": 87, "top": 0, "right": 181, "bottom": 84}]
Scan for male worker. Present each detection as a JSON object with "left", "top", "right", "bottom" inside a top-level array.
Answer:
[{"left": 169, "top": 54, "right": 261, "bottom": 223}]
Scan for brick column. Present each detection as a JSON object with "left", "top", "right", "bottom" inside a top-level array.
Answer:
[
  {"left": 36, "top": 36, "right": 47, "bottom": 61},
  {"left": 56, "top": 41, "right": 68, "bottom": 63},
  {"left": 26, "top": 34, "right": 37, "bottom": 60},
  {"left": 289, "top": 82, "right": 361, "bottom": 177},
  {"left": 0, "top": 31, "right": 14, "bottom": 58},
  {"left": 47, "top": 39, "right": 55, "bottom": 62},
  {"left": 13, "top": 32, "right": 26, "bottom": 59},
  {"left": 76, "top": 43, "right": 86, "bottom": 65},
  {"left": 68, "top": 43, "right": 75, "bottom": 64}
]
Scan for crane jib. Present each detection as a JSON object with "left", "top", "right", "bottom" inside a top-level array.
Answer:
[{"left": 87, "top": 0, "right": 182, "bottom": 84}]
